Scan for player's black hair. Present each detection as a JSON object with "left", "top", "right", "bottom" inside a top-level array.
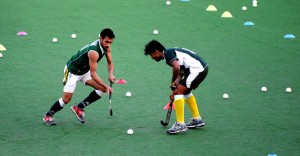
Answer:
[
  {"left": 100, "top": 28, "right": 115, "bottom": 39},
  {"left": 144, "top": 40, "right": 166, "bottom": 55}
]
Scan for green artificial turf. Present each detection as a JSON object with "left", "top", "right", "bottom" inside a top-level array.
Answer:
[{"left": 0, "top": 0, "right": 299, "bottom": 155}]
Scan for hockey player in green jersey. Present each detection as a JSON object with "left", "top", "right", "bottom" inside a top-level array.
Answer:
[{"left": 43, "top": 28, "right": 115, "bottom": 125}]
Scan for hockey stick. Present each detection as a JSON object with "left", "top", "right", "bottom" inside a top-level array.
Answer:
[
  {"left": 108, "top": 82, "right": 113, "bottom": 116},
  {"left": 160, "top": 101, "right": 173, "bottom": 126}
]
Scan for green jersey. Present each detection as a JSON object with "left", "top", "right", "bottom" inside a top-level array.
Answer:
[{"left": 66, "top": 40, "right": 106, "bottom": 75}]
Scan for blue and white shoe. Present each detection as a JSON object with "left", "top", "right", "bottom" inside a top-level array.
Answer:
[
  {"left": 186, "top": 118, "right": 205, "bottom": 129},
  {"left": 167, "top": 122, "right": 188, "bottom": 134}
]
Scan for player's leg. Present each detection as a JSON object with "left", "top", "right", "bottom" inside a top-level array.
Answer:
[
  {"left": 167, "top": 84, "right": 188, "bottom": 134},
  {"left": 44, "top": 93, "right": 72, "bottom": 116},
  {"left": 173, "top": 86, "right": 186, "bottom": 124},
  {"left": 43, "top": 67, "right": 78, "bottom": 125},
  {"left": 70, "top": 73, "right": 106, "bottom": 123},
  {"left": 185, "top": 67, "right": 208, "bottom": 128},
  {"left": 185, "top": 92, "right": 201, "bottom": 119},
  {"left": 76, "top": 75, "right": 106, "bottom": 109},
  {"left": 185, "top": 92, "right": 205, "bottom": 128}
]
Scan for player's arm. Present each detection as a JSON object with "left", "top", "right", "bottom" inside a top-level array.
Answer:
[
  {"left": 105, "top": 48, "right": 115, "bottom": 83},
  {"left": 171, "top": 60, "right": 181, "bottom": 90},
  {"left": 88, "top": 50, "right": 109, "bottom": 89}
]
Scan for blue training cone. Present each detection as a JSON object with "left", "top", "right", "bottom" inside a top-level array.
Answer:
[
  {"left": 243, "top": 21, "right": 255, "bottom": 26},
  {"left": 284, "top": 34, "right": 295, "bottom": 39}
]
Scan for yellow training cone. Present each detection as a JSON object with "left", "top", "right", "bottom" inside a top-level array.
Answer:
[
  {"left": 206, "top": 5, "right": 217, "bottom": 11},
  {"left": 221, "top": 11, "right": 233, "bottom": 18},
  {"left": 0, "top": 44, "right": 6, "bottom": 51}
]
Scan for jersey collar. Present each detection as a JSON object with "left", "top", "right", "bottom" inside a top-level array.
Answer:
[{"left": 98, "top": 39, "right": 105, "bottom": 54}]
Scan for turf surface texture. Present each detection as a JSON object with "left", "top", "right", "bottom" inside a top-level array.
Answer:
[{"left": 0, "top": 0, "right": 299, "bottom": 155}]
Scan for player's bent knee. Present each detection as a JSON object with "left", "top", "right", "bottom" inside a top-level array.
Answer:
[
  {"left": 98, "top": 87, "right": 107, "bottom": 93},
  {"left": 86, "top": 80, "right": 106, "bottom": 92},
  {"left": 62, "top": 97, "right": 71, "bottom": 104},
  {"left": 94, "top": 85, "right": 107, "bottom": 93},
  {"left": 62, "top": 93, "right": 73, "bottom": 104},
  {"left": 173, "top": 86, "right": 187, "bottom": 95}
]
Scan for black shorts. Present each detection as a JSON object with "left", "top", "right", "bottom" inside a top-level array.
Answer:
[{"left": 179, "top": 66, "right": 208, "bottom": 90}]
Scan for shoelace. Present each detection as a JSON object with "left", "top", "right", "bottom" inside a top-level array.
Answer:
[
  {"left": 47, "top": 116, "right": 54, "bottom": 121},
  {"left": 171, "top": 123, "right": 177, "bottom": 128},
  {"left": 78, "top": 109, "right": 85, "bottom": 116},
  {"left": 74, "top": 106, "right": 84, "bottom": 116}
]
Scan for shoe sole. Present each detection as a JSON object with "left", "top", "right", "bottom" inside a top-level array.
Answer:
[
  {"left": 43, "top": 118, "right": 56, "bottom": 126},
  {"left": 187, "top": 123, "right": 205, "bottom": 129},
  {"left": 167, "top": 129, "right": 188, "bottom": 134},
  {"left": 71, "top": 106, "right": 85, "bottom": 123}
]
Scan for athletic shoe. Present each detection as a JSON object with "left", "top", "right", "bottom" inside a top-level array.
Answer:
[
  {"left": 71, "top": 104, "right": 85, "bottom": 123},
  {"left": 43, "top": 115, "right": 56, "bottom": 126},
  {"left": 167, "top": 122, "right": 188, "bottom": 134},
  {"left": 186, "top": 118, "right": 205, "bottom": 129}
]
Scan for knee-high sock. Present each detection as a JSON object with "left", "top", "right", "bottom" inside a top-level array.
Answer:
[
  {"left": 174, "top": 95, "right": 185, "bottom": 124},
  {"left": 46, "top": 98, "right": 65, "bottom": 116},
  {"left": 185, "top": 94, "right": 201, "bottom": 119},
  {"left": 78, "top": 90, "right": 103, "bottom": 109}
]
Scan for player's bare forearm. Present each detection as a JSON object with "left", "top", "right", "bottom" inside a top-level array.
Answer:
[
  {"left": 171, "top": 60, "right": 180, "bottom": 88},
  {"left": 91, "top": 72, "right": 109, "bottom": 89},
  {"left": 89, "top": 51, "right": 108, "bottom": 88},
  {"left": 107, "top": 62, "right": 115, "bottom": 82},
  {"left": 175, "top": 74, "right": 181, "bottom": 83},
  {"left": 171, "top": 68, "right": 179, "bottom": 83},
  {"left": 170, "top": 75, "right": 181, "bottom": 91},
  {"left": 105, "top": 51, "right": 115, "bottom": 82}
]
